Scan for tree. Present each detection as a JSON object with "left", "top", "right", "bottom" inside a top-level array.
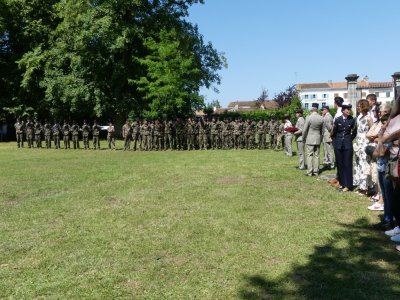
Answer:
[
  {"left": 274, "top": 85, "right": 297, "bottom": 108},
  {"left": 255, "top": 88, "right": 268, "bottom": 108},
  {"left": 2, "top": 0, "right": 224, "bottom": 122}
]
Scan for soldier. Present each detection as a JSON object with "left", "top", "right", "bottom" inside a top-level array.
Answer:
[
  {"left": 153, "top": 119, "right": 163, "bottom": 150},
  {"left": 264, "top": 118, "right": 270, "bottom": 149},
  {"left": 92, "top": 120, "right": 101, "bottom": 150},
  {"left": 141, "top": 119, "right": 150, "bottom": 150},
  {"left": 122, "top": 120, "right": 132, "bottom": 151},
  {"left": 221, "top": 118, "right": 230, "bottom": 149},
  {"left": 62, "top": 120, "right": 71, "bottom": 149},
  {"left": 25, "top": 118, "right": 34, "bottom": 148},
  {"left": 81, "top": 120, "right": 91, "bottom": 150},
  {"left": 186, "top": 118, "right": 195, "bottom": 150},
  {"left": 132, "top": 118, "right": 141, "bottom": 151},
  {"left": 197, "top": 118, "right": 208, "bottom": 150},
  {"left": 193, "top": 117, "right": 200, "bottom": 149},
  {"left": 244, "top": 119, "right": 254, "bottom": 149},
  {"left": 52, "top": 120, "right": 61, "bottom": 149},
  {"left": 233, "top": 118, "right": 241, "bottom": 149},
  {"left": 322, "top": 105, "right": 335, "bottom": 170},
  {"left": 163, "top": 119, "right": 173, "bottom": 150},
  {"left": 148, "top": 120, "right": 154, "bottom": 150},
  {"left": 43, "top": 119, "right": 52, "bottom": 149},
  {"left": 71, "top": 120, "right": 80, "bottom": 149},
  {"left": 257, "top": 118, "right": 266, "bottom": 149},
  {"left": 14, "top": 118, "right": 24, "bottom": 148},
  {"left": 294, "top": 109, "right": 306, "bottom": 169},
  {"left": 269, "top": 116, "right": 278, "bottom": 149},
  {"left": 210, "top": 118, "right": 219, "bottom": 150},
  {"left": 175, "top": 118, "right": 185, "bottom": 150},
  {"left": 34, "top": 119, "right": 43, "bottom": 148},
  {"left": 107, "top": 121, "right": 115, "bottom": 150},
  {"left": 276, "top": 119, "right": 284, "bottom": 150}
]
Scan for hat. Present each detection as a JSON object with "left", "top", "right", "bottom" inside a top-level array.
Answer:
[
  {"left": 322, "top": 105, "right": 329, "bottom": 110},
  {"left": 341, "top": 102, "right": 352, "bottom": 109},
  {"left": 295, "top": 109, "right": 303, "bottom": 114},
  {"left": 311, "top": 103, "right": 319, "bottom": 109}
]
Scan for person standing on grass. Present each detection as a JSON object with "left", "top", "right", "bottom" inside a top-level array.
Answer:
[
  {"left": 331, "top": 102, "right": 357, "bottom": 192},
  {"left": 43, "top": 119, "right": 52, "bottom": 149},
  {"left": 81, "top": 120, "right": 90, "bottom": 150},
  {"left": 122, "top": 120, "right": 132, "bottom": 151},
  {"left": 107, "top": 121, "right": 115, "bottom": 150},
  {"left": 322, "top": 105, "right": 335, "bottom": 170},
  {"left": 25, "top": 118, "right": 34, "bottom": 148},
  {"left": 14, "top": 118, "right": 24, "bottom": 148},
  {"left": 92, "top": 120, "right": 101, "bottom": 150},
  {"left": 52, "top": 120, "right": 61, "bottom": 149},
  {"left": 71, "top": 120, "right": 80, "bottom": 149},
  {"left": 283, "top": 115, "right": 293, "bottom": 156},
  {"left": 62, "top": 120, "right": 71, "bottom": 149},
  {"left": 302, "top": 103, "right": 324, "bottom": 176},
  {"left": 294, "top": 109, "right": 305, "bottom": 170}
]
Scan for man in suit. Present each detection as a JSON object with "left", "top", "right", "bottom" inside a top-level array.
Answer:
[
  {"left": 332, "top": 102, "right": 357, "bottom": 192},
  {"left": 302, "top": 103, "right": 324, "bottom": 176},
  {"left": 294, "top": 109, "right": 306, "bottom": 170},
  {"left": 322, "top": 105, "right": 335, "bottom": 170}
]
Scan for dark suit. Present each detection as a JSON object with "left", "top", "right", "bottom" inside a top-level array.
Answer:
[{"left": 332, "top": 115, "right": 357, "bottom": 189}]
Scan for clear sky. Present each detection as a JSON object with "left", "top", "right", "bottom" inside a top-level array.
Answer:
[{"left": 187, "top": 0, "right": 400, "bottom": 106}]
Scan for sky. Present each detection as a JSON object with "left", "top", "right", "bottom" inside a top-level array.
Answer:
[{"left": 187, "top": 0, "right": 400, "bottom": 107}]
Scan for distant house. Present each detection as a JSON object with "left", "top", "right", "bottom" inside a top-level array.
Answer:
[
  {"left": 297, "top": 76, "right": 394, "bottom": 109},
  {"left": 226, "top": 100, "right": 279, "bottom": 112}
]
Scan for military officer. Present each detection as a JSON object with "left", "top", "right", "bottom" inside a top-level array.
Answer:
[
  {"left": 71, "top": 120, "right": 80, "bottom": 149},
  {"left": 81, "top": 120, "right": 91, "bottom": 149},
  {"left": 132, "top": 118, "right": 141, "bottom": 151},
  {"left": 122, "top": 120, "right": 132, "bottom": 151},
  {"left": 14, "top": 118, "right": 24, "bottom": 148},
  {"left": 322, "top": 105, "right": 335, "bottom": 169},
  {"left": 92, "top": 120, "right": 101, "bottom": 150},
  {"left": 52, "top": 120, "right": 61, "bottom": 149},
  {"left": 107, "top": 121, "right": 115, "bottom": 150},
  {"left": 25, "top": 118, "right": 34, "bottom": 148},
  {"left": 62, "top": 120, "right": 71, "bottom": 149},
  {"left": 43, "top": 119, "right": 52, "bottom": 149},
  {"left": 294, "top": 109, "right": 306, "bottom": 169}
]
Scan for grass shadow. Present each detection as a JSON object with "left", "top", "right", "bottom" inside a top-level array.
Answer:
[{"left": 239, "top": 218, "right": 400, "bottom": 299}]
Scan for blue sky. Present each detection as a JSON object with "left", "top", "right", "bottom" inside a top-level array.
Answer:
[{"left": 187, "top": 0, "right": 400, "bottom": 106}]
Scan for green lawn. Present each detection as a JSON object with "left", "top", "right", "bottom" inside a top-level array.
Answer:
[{"left": 0, "top": 142, "right": 399, "bottom": 299}]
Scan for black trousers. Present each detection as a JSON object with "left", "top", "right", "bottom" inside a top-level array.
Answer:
[{"left": 334, "top": 147, "right": 353, "bottom": 189}]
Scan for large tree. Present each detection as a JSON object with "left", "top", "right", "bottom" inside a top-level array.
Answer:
[{"left": 1, "top": 0, "right": 225, "bottom": 121}]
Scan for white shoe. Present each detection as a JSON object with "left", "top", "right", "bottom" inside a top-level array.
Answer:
[
  {"left": 367, "top": 203, "right": 384, "bottom": 211},
  {"left": 385, "top": 226, "right": 400, "bottom": 236},
  {"left": 390, "top": 234, "right": 400, "bottom": 243}
]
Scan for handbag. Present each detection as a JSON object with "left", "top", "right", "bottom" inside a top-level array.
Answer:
[{"left": 385, "top": 146, "right": 400, "bottom": 179}]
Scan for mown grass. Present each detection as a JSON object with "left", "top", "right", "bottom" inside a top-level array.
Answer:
[{"left": 0, "top": 142, "right": 399, "bottom": 299}]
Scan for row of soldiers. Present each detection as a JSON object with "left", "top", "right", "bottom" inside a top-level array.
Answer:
[
  {"left": 14, "top": 118, "right": 115, "bottom": 150},
  {"left": 14, "top": 116, "right": 291, "bottom": 151}
]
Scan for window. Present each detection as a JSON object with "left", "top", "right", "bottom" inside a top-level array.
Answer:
[
  {"left": 375, "top": 92, "right": 380, "bottom": 97},
  {"left": 334, "top": 93, "right": 339, "bottom": 97},
  {"left": 362, "top": 92, "right": 366, "bottom": 97},
  {"left": 312, "top": 94, "right": 316, "bottom": 99},
  {"left": 386, "top": 92, "right": 391, "bottom": 98},
  {"left": 304, "top": 94, "right": 309, "bottom": 99},
  {"left": 322, "top": 94, "right": 328, "bottom": 98},
  {"left": 321, "top": 102, "right": 326, "bottom": 107},
  {"left": 304, "top": 103, "right": 309, "bottom": 109}
]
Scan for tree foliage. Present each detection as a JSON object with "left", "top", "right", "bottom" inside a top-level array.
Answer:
[
  {"left": 255, "top": 88, "right": 268, "bottom": 108},
  {"left": 0, "top": 0, "right": 225, "bottom": 121},
  {"left": 273, "top": 85, "right": 297, "bottom": 108}
]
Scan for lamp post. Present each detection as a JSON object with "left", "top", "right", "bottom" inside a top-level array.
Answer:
[
  {"left": 345, "top": 73, "right": 359, "bottom": 112},
  {"left": 392, "top": 72, "right": 400, "bottom": 101}
]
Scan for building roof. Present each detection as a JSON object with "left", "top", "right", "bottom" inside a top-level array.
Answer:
[
  {"left": 297, "top": 80, "right": 394, "bottom": 90},
  {"left": 227, "top": 100, "right": 279, "bottom": 110}
]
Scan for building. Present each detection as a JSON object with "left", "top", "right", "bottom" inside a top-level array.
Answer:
[
  {"left": 297, "top": 76, "right": 395, "bottom": 109},
  {"left": 226, "top": 100, "right": 279, "bottom": 112}
]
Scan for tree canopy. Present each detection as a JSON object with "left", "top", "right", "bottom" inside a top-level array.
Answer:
[{"left": 0, "top": 0, "right": 225, "bottom": 121}]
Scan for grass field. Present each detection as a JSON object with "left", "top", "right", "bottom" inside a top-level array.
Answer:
[{"left": 1, "top": 142, "right": 399, "bottom": 299}]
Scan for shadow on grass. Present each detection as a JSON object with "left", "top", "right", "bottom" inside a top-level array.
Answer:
[{"left": 240, "top": 218, "right": 400, "bottom": 299}]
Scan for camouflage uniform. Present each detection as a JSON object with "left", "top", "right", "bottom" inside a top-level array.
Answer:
[
  {"left": 244, "top": 120, "right": 254, "bottom": 149},
  {"left": 175, "top": 119, "right": 185, "bottom": 150},
  {"left": 197, "top": 119, "right": 208, "bottom": 150},
  {"left": 52, "top": 122, "right": 61, "bottom": 149},
  {"left": 71, "top": 122, "right": 80, "bottom": 149},
  {"left": 107, "top": 123, "right": 115, "bottom": 150},
  {"left": 92, "top": 122, "right": 101, "bottom": 150},
  {"left": 81, "top": 121, "right": 91, "bottom": 149},
  {"left": 62, "top": 123, "right": 71, "bottom": 149},
  {"left": 222, "top": 120, "right": 230, "bottom": 149},
  {"left": 43, "top": 121, "right": 52, "bottom": 149},
  {"left": 153, "top": 120, "right": 163, "bottom": 150},
  {"left": 132, "top": 120, "right": 141, "bottom": 151},
  {"left": 276, "top": 121, "right": 284, "bottom": 150},
  {"left": 163, "top": 120, "right": 174, "bottom": 150},
  {"left": 122, "top": 121, "right": 132, "bottom": 151},
  {"left": 186, "top": 119, "right": 195, "bottom": 150},
  {"left": 141, "top": 120, "right": 150, "bottom": 151},
  {"left": 210, "top": 119, "right": 219, "bottom": 150},
  {"left": 25, "top": 120, "right": 34, "bottom": 148},
  {"left": 269, "top": 119, "right": 278, "bottom": 149},
  {"left": 256, "top": 120, "right": 266, "bottom": 149},
  {"left": 34, "top": 120, "right": 43, "bottom": 148},
  {"left": 14, "top": 120, "right": 24, "bottom": 148},
  {"left": 233, "top": 120, "right": 242, "bottom": 149}
]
